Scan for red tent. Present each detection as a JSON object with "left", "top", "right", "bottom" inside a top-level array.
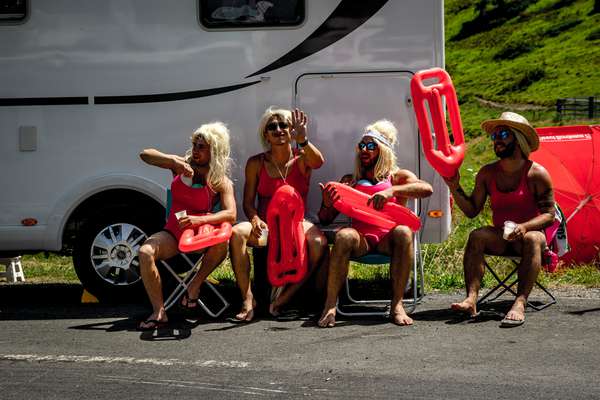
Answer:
[{"left": 531, "top": 125, "right": 600, "bottom": 264}]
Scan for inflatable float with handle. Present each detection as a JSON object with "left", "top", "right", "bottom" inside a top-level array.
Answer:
[
  {"left": 411, "top": 67, "right": 465, "bottom": 178},
  {"left": 266, "top": 185, "right": 308, "bottom": 287},
  {"left": 178, "top": 222, "right": 233, "bottom": 253},
  {"left": 328, "top": 182, "right": 421, "bottom": 232}
]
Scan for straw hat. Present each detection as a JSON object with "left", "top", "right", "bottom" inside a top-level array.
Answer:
[{"left": 481, "top": 111, "right": 539, "bottom": 152}]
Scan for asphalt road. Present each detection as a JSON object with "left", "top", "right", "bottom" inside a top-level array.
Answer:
[{"left": 1, "top": 287, "right": 599, "bottom": 399}]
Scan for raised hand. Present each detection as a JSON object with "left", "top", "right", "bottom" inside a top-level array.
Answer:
[{"left": 291, "top": 108, "right": 308, "bottom": 143}]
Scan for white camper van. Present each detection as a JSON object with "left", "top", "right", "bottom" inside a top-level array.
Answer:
[{"left": 0, "top": 0, "right": 449, "bottom": 299}]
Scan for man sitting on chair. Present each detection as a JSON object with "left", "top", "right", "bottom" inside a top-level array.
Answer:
[
  {"left": 443, "top": 112, "right": 555, "bottom": 327},
  {"left": 317, "top": 120, "right": 433, "bottom": 327}
]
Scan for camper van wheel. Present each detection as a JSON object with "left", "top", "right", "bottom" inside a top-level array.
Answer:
[{"left": 73, "top": 206, "right": 163, "bottom": 302}]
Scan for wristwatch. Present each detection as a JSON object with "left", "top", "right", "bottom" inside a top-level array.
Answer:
[{"left": 298, "top": 139, "right": 309, "bottom": 147}]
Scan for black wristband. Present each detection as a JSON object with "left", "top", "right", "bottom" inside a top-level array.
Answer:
[{"left": 298, "top": 139, "right": 309, "bottom": 147}]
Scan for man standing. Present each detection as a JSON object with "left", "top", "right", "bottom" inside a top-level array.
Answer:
[{"left": 444, "top": 112, "right": 554, "bottom": 327}]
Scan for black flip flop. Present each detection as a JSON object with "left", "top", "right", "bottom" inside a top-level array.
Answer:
[{"left": 137, "top": 319, "right": 167, "bottom": 331}]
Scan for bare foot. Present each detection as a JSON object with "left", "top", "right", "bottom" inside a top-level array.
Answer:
[
  {"left": 504, "top": 301, "right": 525, "bottom": 323},
  {"left": 234, "top": 300, "right": 256, "bottom": 322},
  {"left": 391, "top": 306, "right": 413, "bottom": 326},
  {"left": 318, "top": 307, "right": 336, "bottom": 328},
  {"left": 269, "top": 303, "right": 280, "bottom": 318},
  {"left": 450, "top": 298, "right": 478, "bottom": 317}
]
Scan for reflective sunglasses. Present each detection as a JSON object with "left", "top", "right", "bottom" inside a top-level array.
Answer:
[
  {"left": 358, "top": 141, "right": 378, "bottom": 151},
  {"left": 266, "top": 121, "right": 289, "bottom": 131},
  {"left": 490, "top": 129, "right": 511, "bottom": 141}
]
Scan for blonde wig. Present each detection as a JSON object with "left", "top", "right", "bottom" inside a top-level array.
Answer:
[
  {"left": 257, "top": 106, "right": 293, "bottom": 150},
  {"left": 354, "top": 119, "right": 399, "bottom": 182},
  {"left": 185, "top": 121, "right": 232, "bottom": 190}
]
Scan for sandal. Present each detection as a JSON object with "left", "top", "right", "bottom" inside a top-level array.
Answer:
[{"left": 179, "top": 292, "right": 199, "bottom": 311}]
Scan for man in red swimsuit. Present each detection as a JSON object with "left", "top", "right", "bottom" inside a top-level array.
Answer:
[{"left": 444, "top": 112, "right": 555, "bottom": 327}]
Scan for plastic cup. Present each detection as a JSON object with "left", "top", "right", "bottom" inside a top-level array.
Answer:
[
  {"left": 503, "top": 220, "right": 517, "bottom": 240},
  {"left": 175, "top": 210, "right": 187, "bottom": 220},
  {"left": 258, "top": 227, "right": 269, "bottom": 247}
]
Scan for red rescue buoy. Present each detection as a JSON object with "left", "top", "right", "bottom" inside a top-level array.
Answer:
[
  {"left": 266, "top": 185, "right": 308, "bottom": 287},
  {"left": 178, "top": 222, "right": 233, "bottom": 253},
  {"left": 328, "top": 182, "right": 421, "bottom": 232},
  {"left": 411, "top": 68, "right": 465, "bottom": 178}
]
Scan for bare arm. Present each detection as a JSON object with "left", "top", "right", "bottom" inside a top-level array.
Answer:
[
  {"left": 367, "top": 169, "right": 433, "bottom": 210},
  {"left": 443, "top": 167, "right": 489, "bottom": 218},
  {"left": 139, "top": 148, "right": 193, "bottom": 177},
  {"left": 515, "top": 164, "right": 555, "bottom": 235},
  {"left": 292, "top": 109, "right": 325, "bottom": 172},
  {"left": 242, "top": 156, "right": 261, "bottom": 221}
]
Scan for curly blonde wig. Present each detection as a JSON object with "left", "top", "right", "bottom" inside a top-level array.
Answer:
[
  {"left": 354, "top": 119, "right": 399, "bottom": 182},
  {"left": 185, "top": 122, "right": 231, "bottom": 190},
  {"left": 257, "top": 106, "right": 293, "bottom": 150}
]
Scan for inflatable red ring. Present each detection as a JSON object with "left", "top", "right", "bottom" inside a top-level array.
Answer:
[
  {"left": 266, "top": 185, "right": 308, "bottom": 287},
  {"left": 328, "top": 182, "right": 421, "bottom": 232},
  {"left": 411, "top": 68, "right": 465, "bottom": 178},
  {"left": 178, "top": 222, "right": 232, "bottom": 253}
]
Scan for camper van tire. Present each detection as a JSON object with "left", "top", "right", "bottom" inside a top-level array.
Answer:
[{"left": 72, "top": 205, "right": 163, "bottom": 302}]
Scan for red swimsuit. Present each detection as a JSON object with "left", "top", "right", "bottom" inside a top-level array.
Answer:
[
  {"left": 489, "top": 161, "right": 539, "bottom": 228},
  {"left": 164, "top": 175, "right": 217, "bottom": 241},
  {"left": 351, "top": 177, "right": 396, "bottom": 249},
  {"left": 256, "top": 152, "right": 309, "bottom": 220}
]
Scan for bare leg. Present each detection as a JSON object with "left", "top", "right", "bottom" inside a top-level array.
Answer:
[
  {"left": 138, "top": 231, "right": 179, "bottom": 329},
  {"left": 377, "top": 226, "right": 414, "bottom": 326},
  {"left": 504, "top": 231, "right": 544, "bottom": 323},
  {"left": 270, "top": 221, "right": 328, "bottom": 315},
  {"left": 318, "top": 228, "right": 368, "bottom": 328},
  {"left": 184, "top": 240, "right": 229, "bottom": 304},
  {"left": 229, "top": 222, "right": 259, "bottom": 321},
  {"left": 452, "top": 227, "right": 507, "bottom": 317}
]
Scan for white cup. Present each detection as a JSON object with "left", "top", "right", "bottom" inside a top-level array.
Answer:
[
  {"left": 503, "top": 220, "right": 517, "bottom": 240},
  {"left": 258, "top": 227, "right": 269, "bottom": 247},
  {"left": 175, "top": 210, "right": 187, "bottom": 220}
]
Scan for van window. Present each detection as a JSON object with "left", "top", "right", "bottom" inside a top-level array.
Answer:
[
  {"left": 199, "top": 0, "right": 304, "bottom": 29},
  {"left": 0, "top": 0, "right": 27, "bottom": 22}
]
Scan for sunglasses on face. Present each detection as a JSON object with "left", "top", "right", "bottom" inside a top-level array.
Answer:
[
  {"left": 358, "top": 141, "right": 378, "bottom": 151},
  {"left": 266, "top": 121, "right": 289, "bottom": 131},
  {"left": 490, "top": 129, "right": 511, "bottom": 141}
]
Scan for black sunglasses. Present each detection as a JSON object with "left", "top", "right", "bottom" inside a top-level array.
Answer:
[
  {"left": 358, "top": 141, "right": 378, "bottom": 151},
  {"left": 266, "top": 121, "right": 289, "bottom": 131},
  {"left": 490, "top": 129, "right": 511, "bottom": 141}
]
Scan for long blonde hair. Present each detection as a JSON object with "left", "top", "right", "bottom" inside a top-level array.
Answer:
[
  {"left": 354, "top": 119, "right": 399, "bottom": 182},
  {"left": 257, "top": 106, "right": 293, "bottom": 150},
  {"left": 185, "top": 122, "right": 231, "bottom": 190}
]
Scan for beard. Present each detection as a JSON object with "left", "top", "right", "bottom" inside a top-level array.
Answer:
[{"left": 495, "top": 140, "right": 517, "bottom": 159}]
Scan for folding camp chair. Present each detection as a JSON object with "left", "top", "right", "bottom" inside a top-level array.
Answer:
[
  {"left": 158, "top": 188, "right": 229, "bottom": 318},
  {"left": 335, "top": 200, "right": 425, "bottom": 317},
  {"left": 478, "top": 204, "right": 568, "bottom": 311}
]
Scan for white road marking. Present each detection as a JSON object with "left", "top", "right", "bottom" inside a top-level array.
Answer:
[
  {"left": 0, "top": 354, "right": 249, "bottom": 368},
  {"left": 101, "top": 376, "right": 289, "bottom": 395}
]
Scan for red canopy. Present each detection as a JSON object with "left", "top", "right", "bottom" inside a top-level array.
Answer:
[{"left": 531, "top": 125, "right": 600, "bottom": 264}]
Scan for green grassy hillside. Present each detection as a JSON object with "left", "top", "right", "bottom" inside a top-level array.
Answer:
[
  {"left": 418, "top": 0, "right": 600, "bottom": 291},
  {"left": 446, "top": 0, "right": 600, "bottom": 137}
]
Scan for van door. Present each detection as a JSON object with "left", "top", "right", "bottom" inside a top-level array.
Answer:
[
  {"left": 295, "top": 71, "right": 450, "bottom": 243},
  {"left": 295, "top": 71, "right": 420, "bottom": 213}
]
